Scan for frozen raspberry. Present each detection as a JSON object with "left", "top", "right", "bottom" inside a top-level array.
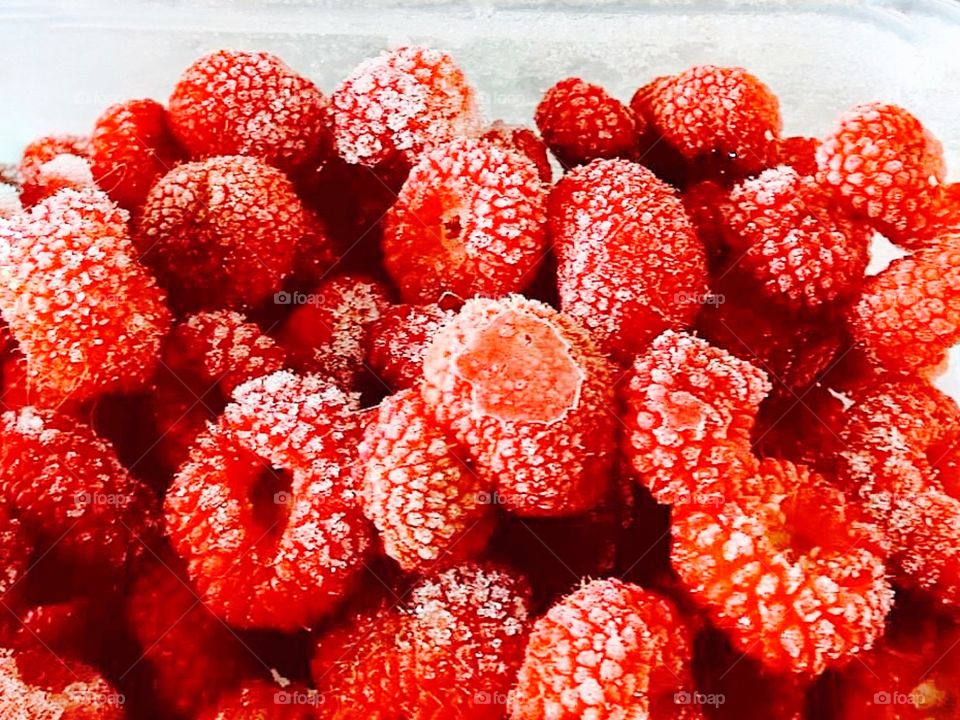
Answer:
[
  {"left": 365, "top": 303, "right": 453, "bottom": 390},
  {"left": 0, "top": 189, "right": 171, "bottom": 405},
  {"left": 422, "top": 295, "right": 616, "bottom": 517},
  {"left": 534, "top": 78, "right": 642, "bottom": 167},
  {"left": 671, "top": 458, "right": 893, "bottom": 675},
  {"left": 199, "top": 681, "right": 318, "bottom": 720},
  {"left": 279, "top": 275, "right": 390, "bottom": 388},
  {"left": 383, "top": 138, "right": 547, "bottom": 303},
  {"left": 91, "top": 98, "right": 183, "bottom": 211},
  {"left": 721, "top": 166, "right": 871, "bottom": 310},
  {"left": 548, "top": 158, "right": 708, "bottom": 361},
  {"left": 137, "top": 155, "right": 323, "bottom": 312},
  {"left": 816, "top": 102, "right": 944, "bottom": 240},
  {"left": 332, "top": 46, "right": 479, "bottom": 168},
  {"left": 358, "top": 388, "right": 493, "bottom": 572},
  {"left": 622, "top": 330, "right": 770, "bottom": 505},
  {"left": 644, "top": 65, "right": 782, "bottom": 173},
  {"left": 17, "top": 134, "right": 93, "bottom": 206},
  {"left": 629, "top": 76, "right": 691, "bottom": 188},
  {"left": 776, "top": 136, "right": 818, "bottom": 176},
  {"left": 0, "top": 503, "right": 29, "bottom": 605},
  {"left": 164, "top": 371, "right": 371, "bottom": 630},
  {"left": 508, "top": 578, "right": 699, "bottom": 720},
  {"left": 906, "top": 182, "right": 960, "bottom": 248},
  {"left": 152, "top": 310, "right": 288, "bottom": 469},
  {"left": 848, "top": 234, "right": 960, "bottom": 373},
  {"left": 481, "top": 121, "right": 552, "bottom": 182},
  {"left": 169, "top": 50, "right": 331, "bottom": 173}
]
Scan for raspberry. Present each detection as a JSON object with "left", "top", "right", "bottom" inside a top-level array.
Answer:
[
  {"left": 671, "top": 458, "right": 893, "bottom": 674},
  {"left": 816, "top": 102, "right": 944, "bottom": 240},
  {"left": 199, "top": 681, "right": 318, "bottom": 720},
  {"left": 721, "top": 166, "right": 871, "bottom": 310},
  {"left": 902, "top": 182, "right": 960, "bottom": 249},
  {"left": 481, "top": 122, "right": 553, "bottom": 182},
  {"left": 90, "top": 98, "right": 182, "bottom": 212},
  {"left": 622, "top": 330, "right": 770, "bottom": 505},
  {"left": 0, "top": 189, "right": 170, "bottom": 405},
  {"left": 630, "top": 76, "right": 691, "bottom": 188},
  {"left": 0, "top": 502, "right": 29, "bottom": 605},
  {"left": 0, "top": 599, "right": 98, "bottom": 663},
  {"left": 644, "top": 65, "right": 782, "bottom": 173},
  {"left": 164, "top": 371, "right": 371, "bottom": 629},
  {"left": 548, "top": 158, "right": 708, "bottom": 361},
  {"left": 358, "top": 388, "right": 493, "bottom": 572},
  {"left": 17, "top": 134, "right": 93, "bottom": 206},
  {"left": 332, "top": 46, "right": 479, "bottom": 168},
  {"left": 169, "top": 50, "right": 332, "bottom": 173},
  {"left": 533, "top": 78, "right": 642, "bottom": 167},
  {"left": 365, "top": 303, "right": 453, "bottom": 390},
  {"left": 508, "top": 578, "right": 698, "bottom": 720},
  {"left": 775, "top": 136, "right": 818, "bottom": 176},
  {"left": 137, "top": 155, "right": 323, "bottom": 312},
  {"left": 422, "top": 295, "right": 617, "bottom": 516},
  {"left": 383, "top": 138, "right": 547, "bottom": 303}
]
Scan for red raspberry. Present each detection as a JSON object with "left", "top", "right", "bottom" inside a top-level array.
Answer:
[
  {"left": 848, "top": 234, "right": 960, "bottom": 373},
  {"left": 902, "top": 182, "right": 960, "bottom": 249},
  {"left": 200, "top": 681, "right": 318, "bottom": 720},
  {"left": 816, "top": 103, "right": 944, "bottom": 241},
  {"left": 422, "top": 295, "right": 617, "bottom": 517},
  {"left": 721, "top": 166, "right": 871, "bottom": 310},
  {"left": 169, "top": 50, "right": 332, "bottom": 173},
  {"left": 90, "top": 98, "right": 183, "bottom": 211},
  {"left": 630, "top": 76, "right": 691, "bottom": 188},
  {"left": 508, "top": 579, "right": 699, "bottom": 720},
  {"left": 17, "top": 134, "right": 93, "bottom": 206},
  {"left": 365, "top": 303, "right": 453, "bottom": 390},
  {"left": 332, "top": 46, "right": 479, "bottom": 168},
  {"left": 622, "top": 330, "right": 770, "bottom": 505},
  {"left": 137, "top": 155, "right": 324, "bottom": 312},
  {"left": 776, "top": 135, "right": 818, "bottom": 176},
  {"left": 481, "top": 121, "right": 553, "bottom": 182},
  {"left": 533, "top": 78, "right": 642, "bottom": 167},
  {"left": 383, "top": 138, "right": 547, "bottom": 303},
  {"left": 164, "top": 371, "right": 371, "bottom": 629},
  {"left": 671, "top": 458, "right": 893, "bottom": 674},
  {"left": 358, "top": 388, "right": 493, "bottom": 572},
  {"left": 644, "top": 65, "right": 782, "bottom": 173},
  {"left": 548, "top": 158, "right": 708, "bottom": 361},
  {"left": 0, "top": 189, "right": 171, "bottom": 405}
]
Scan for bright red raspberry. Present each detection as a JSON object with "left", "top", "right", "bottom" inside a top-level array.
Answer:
[
  {"left": 422, "top": 295, "right": 616, "bottom": 517},
  {"left": 672, "top": 458, "right": 893, "bottom": 675},
  {"left": 200, "top": 681, "right": 318, "bottom": 720},
  {"left": 365, "top": 303, "right": 453, "bottom": 390},
  {"left": 0, "top": 189, "right": 171, "bottom": 405},
  {"left": 622, "top": 330, "right": 770, "bottom": 505},
  {"left": 721, "top": 166, "right": 871, "bottom": 310},
  {"left": 817, "top": 103, "right": 944, "bottom": 241},
  {"left": 776, "top": 135, "right": 818, "bottom": 176},
  {"left": 17, "top": 134, "right": 93, "bottom": 206},
  {"left": 164, "top": 371, "right": 371, "bottom": 630},
  {"left": 169, "top": 50, "right": 332, "bottom": 173},
  {"left": 902, "top": 182, "right": 960, "bottom": 249},
  {"left": 508, "top": 579, "right": 699, "bottom": 720},
  {"left": 332, "top": 46, "right": 479, "bottom": 168},
  {"left": 534, "top": 77, "right": 642, "bottom": 167},
  {"left": 644, "top": 65, "right": 782, "bottom": 173},
  {"left": 481, "top": 121, "right": 553, "bottom": 182},
  {"left": 383, "top": 138, "right": 547, "bottom": 303},
  {"left": 630, "top": 76, "right": 691, "bottom": 187},
  {"left": 358, "top": 388, "right": 493, "bottom": 572},
  {"left": 548, "top": 158, "right": 708, "bottom": 361},
  {"left": 137, "top": 155, "right": 324, "bottom": 312},
  {"left": 90, "top": 98, "right": 183, "bottom": 211}
]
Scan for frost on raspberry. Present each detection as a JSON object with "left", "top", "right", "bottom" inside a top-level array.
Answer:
[
  {"left": 622, "top": 330, "right": 770, "bottom": 505},
  {"left": 481, "top": 121, "right": 553, "bottom": 182},
  {"left": 199, "top": 681, "right": 318, "bottom": 720},
  {"left": 383, "top": 138, "right": 547, "bottom": 303},
  {"left": 422, "top": 295, "right": 617, "bottom": 517},
  {"left": 358, "top": 388, "right": 493, "bottom": 572},
  {"left": 365, "top": 303, "right": 453, "bottom": 391},
  {"left": 816, "top": 102, "right": 944, "bottom": 241},
  {"left": 17, "top": 134, "right": 94, "bottom": 207},
  {"left": 332, "top": 46, "right": 479, "bottom": 168},
  {"left": 0, "top": 189, "right": 171, "bottom": 405},
  {"left": 137, "top": 155, "right": 324, "bottom": 312},
  {"left": 164, "top": 371, "right": 371, "bottom": 630},
  {"left": 508, "top": 578, "right": 699, "bottom": 720},
  {"left": 534, "top": 77, "right": 642, "bottom": 168},
  {"left": 548, "top": 158, "right": 708, "bottom": 361},
  {"left": 169, "top": 50, "right": 332, "bottom": 173}
]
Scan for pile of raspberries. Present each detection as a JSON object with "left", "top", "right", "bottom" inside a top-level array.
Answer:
[{"left": 0, "top": 45, "right": 959, "bottom": 720}]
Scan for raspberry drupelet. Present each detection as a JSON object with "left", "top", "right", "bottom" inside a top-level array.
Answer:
[
  {"left": 481, "top": 121, "right": 553, "bottom": 182},
  {"left": 199, "top": 681, "right": 318, "bottom": 720},
  {"left": 422, "top": 295, "right": 617, "bottom": 517},
  {"left": 548, "top": 158, "right": 708, "bottom": 362},
  {"left": 365, "top": 303, "right": 453, "bottom": 391},
  {"left": 0, "top": 189, "right": 171, "bottom": 406},
  {"left": 775, "top": 136, "right": 818, "bottom": 176},
  {"left": 382, "top": 138, "right": 548, "bottom": 304},
  {"left": 331, "top": 46, "right": 479, "bottom": 168},
  {"left": 17, "top": 134, "right": 93, "bottom": 207},
  {"left": 164, "top": 371, "right": 371, "bottom": 630},
  {"left": 508, "top": 578, "right": 700, "bottom": 720},
  {"left": 169, "top": 50, "right": 332, "bottom": 173}
]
